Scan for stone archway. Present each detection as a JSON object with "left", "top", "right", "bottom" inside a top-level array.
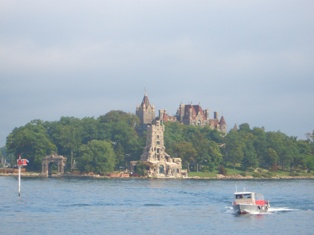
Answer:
[
  {"left": 41, "top": 154, "right": 67, "bottom": 177},
  {"left": 159, "top": 164, "right": 164, "bottom": 174}
]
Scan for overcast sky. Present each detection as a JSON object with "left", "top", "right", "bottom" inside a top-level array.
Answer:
[{"left": 1, "top": 0, "right": 313, "bottom": 147}]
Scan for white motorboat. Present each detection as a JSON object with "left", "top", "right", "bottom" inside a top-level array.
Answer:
[{"left": 233, "top": 191, "right": 270, "bottom": 214}]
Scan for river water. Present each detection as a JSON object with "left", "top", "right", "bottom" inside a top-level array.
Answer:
[{"left": 1, "top": 176, "right": 313, "bottom": 235}]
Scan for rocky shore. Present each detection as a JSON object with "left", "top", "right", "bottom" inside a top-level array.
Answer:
[
  {"left": 1, "top": 171, "right": 314, "bottom": 180},
  {"left": 190, "top": 174, "right": 314, "bottom": 180}
]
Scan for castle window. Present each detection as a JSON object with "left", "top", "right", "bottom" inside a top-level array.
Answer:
[
  {"left": 156, "top": 141, "right": 160, "bottom": 145},
  {"left": 159, "top": 165, "right": 164, "bottom": 174}
]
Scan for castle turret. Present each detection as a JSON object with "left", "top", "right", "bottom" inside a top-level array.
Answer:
[
  {"left": 219, "top": 116, "right": 227, "bottom": 133},
  {"left": 214, "top": 111, "right": 219, "bottom": 120},
  {"left": 136, "top": 91, "right": 155, "bottom": 130}
]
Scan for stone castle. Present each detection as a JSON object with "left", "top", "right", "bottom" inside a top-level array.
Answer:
[
  {"left": 136, "top": 92, "right": 227, "bottom": 133},
  {"left": 132, "top": 92, "right": 227, "bottom": 178},
  {"left": 130, "top": 119, "right": 188, "bottom": 178}
]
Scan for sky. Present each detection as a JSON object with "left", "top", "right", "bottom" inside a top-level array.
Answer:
[{"left": 1, "top": 0, "right": 313, "bottom": 147}]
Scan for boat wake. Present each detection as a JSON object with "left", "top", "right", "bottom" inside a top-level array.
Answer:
[
  {"left": 268, "top": 207, "right": 298, "bottom": 213},
  {"left": 225, "top": 206, "right": 298, "bottom": 215}
]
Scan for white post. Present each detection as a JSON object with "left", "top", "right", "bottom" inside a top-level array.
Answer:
[{"left": 18, "top": 166, "right": 21, "bottom": 197}]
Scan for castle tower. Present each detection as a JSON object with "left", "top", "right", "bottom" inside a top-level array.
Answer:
[
  {"left": 135, "top": 119, "right": 187, "bottom": 178},
  {"left": 140, "top": 120, "right": 167, "bottom": 162},
  {"left": 136, "top": 91, "right": 155, "bottom": 130},
  {"left": 219, "top": 116, "right": 227, "bottom": 134}
]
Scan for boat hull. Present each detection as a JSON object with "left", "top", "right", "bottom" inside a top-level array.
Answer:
[{"left": 233, "top": 204, "right": 269, "bottom": 214}]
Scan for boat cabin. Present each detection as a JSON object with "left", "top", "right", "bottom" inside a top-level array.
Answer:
[
  {"left": 234, "top": 192, "right": 255, "bottom": 205},
  {"left": 233, "top": 192, "right": 267, "bottom": 206}
]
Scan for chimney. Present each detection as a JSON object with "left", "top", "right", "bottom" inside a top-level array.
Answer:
[{"left": 214, "top": 112, "right": 219, "bottom": 120}]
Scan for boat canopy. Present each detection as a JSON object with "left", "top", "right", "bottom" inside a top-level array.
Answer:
[
  {"left": 234, "top": 192, "right": 264, "bottom": 200},
  {"left": 234, "top": 192, "right": 254, "bottom": 199}
]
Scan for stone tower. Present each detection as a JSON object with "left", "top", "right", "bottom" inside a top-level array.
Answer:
[
  {"left": 138, "top": 119, "right": 187, "bottom": 178},
  {"left": 140, "top": 119, "right": 167, "bottom": 162},
  {"left": 219, "top": 115, "right": 227, "bottom": 133},
  {"left": 136, "top": 92, "right": 155, "bottom": 130}
]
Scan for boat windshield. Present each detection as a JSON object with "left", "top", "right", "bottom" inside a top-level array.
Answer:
[
  {"left": 235, "top": 193, "right": 252, "bottom": 199},
  {"left": 255, "top": 193, "right": 264, "bottom": 200}
]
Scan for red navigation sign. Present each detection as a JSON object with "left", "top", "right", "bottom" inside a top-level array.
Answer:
[
  {"left": 17, "top": 155, "right": 29, "bottom": 197},
  {"left": 17, "top": 155, "right": 28, "bottom": 167}
]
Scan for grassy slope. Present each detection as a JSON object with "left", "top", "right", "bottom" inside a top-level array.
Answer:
[{"left": 188, "top": 167, "right": 314, "bottom": 178}]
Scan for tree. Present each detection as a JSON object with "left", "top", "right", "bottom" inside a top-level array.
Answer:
[
  {"left": 200, "top": 126, "right": 224, "bottom": 144},
  {"left": 206, "top": 141, "right": 223, "bottom": 171},
  {"left": 77, "top": 140, "right": 115, "bottom": 173},
  {"left": 98, "top": 111, "right": 141, "bottom": 169},
  {"left": 264, "top": 132, "right": 285, "bottom": 169},
  {"left": 305, "top": 155, "right": 314, "bottom": 173},
  {"left": 223, "top": 130, "right": 245, "bottom": 169},
  {"left": 238, "top": 123, "right": 251, "bottom": 134},
  {"left": 307, "top": 130, "right": 314, "bottom": 155},
  {"left": 189, "top": 129, "right": 209, "bottom": 170},
  {"left": 252, "top": 127, "right": 267, "bottom": 167},
  {"left": 164, "top": 122, "right": 185, "bottom": 148},
  {"left": 6, "top": 120, "right": 57, "bottom": 171},
  {"left": 48, "top": 117, "right": 82, "bottom": 170},
  {"left": 264, "top": 148, "right": 279, "bottom": 170},
  {"left": 81, "top": 117, "right": 99, "bottom": 144},
  {"left": 306, "top": 130, "right": 314, "bottom": 143},
  {"left": 290, "top": 140, "right": 311, "bottom": 170},
  {"left": 241, "top": 140, "right": 258, "bottom": 171},
  {"left": 170, "top": 141, "right": 197, "bottom": 170},
  {"left": 278, "top": 137, "right": 296, "bottom": 170}
]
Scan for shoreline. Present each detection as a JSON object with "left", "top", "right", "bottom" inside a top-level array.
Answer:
[{"left": 1, "top": 172, "right": 314, "bottom": 180}]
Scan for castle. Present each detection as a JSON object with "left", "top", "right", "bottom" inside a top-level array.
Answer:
[
  {"left": 132, "top": 92, "right": 227, "bottom": 178},
  {"left": 130, "top": 119, "right": 187, "bottom": 178},
  {"left": 136, "top": 92, "right": 227, "bottom": 133}
]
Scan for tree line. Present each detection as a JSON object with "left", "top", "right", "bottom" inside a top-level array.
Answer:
[{"left": 4, "top": 110, "right": 314, "bottom": 174}]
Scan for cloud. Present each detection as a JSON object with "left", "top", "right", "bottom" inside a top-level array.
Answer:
[{"left": 0, "top": 0, "right": 314, "bottom": 146}]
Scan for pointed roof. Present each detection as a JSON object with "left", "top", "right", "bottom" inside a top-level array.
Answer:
[
  {"left": 141, "top": 94, "right": 150, "bottom": 106},
  {"left": 140, "top": 91, "right": 154, "bottom": 110},
  {"left": 182, "top": 104, "right": 206, "bottom": 119},
  {"left": 220, "top": 116, "right": 226, "bottom": 125}
]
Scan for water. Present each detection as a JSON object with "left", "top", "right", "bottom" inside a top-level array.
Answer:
[{"left": 1, "top": 177, "right": 314, "bottom": 235}]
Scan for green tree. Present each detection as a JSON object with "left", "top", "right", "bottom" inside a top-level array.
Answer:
[
  {"left": 241, "top": 140, "right": 258, "bottom": 170},
  {"left": 264, "top": 132, "right": 285, "bottom": 169},
  {"left": 223, "top": 130, "right": 245, "bottom": 169},
  {"left": 264, "top": 148, "right": 279, "bottom": 169},
  {"left": 170, "top": 141, "right": 197, "bottom": 170},
  {"left": 206, "top": 141, "right": 223, "bottom": 171},
  {"left": 77, "top": 140, "right": 115, "bottom": 173},
  {"left": 290, "top": 140, "right": 311, "bottom": 170},
  {"left": 81, "top": 117, "right": 99, "bottom": 144},
  {"left": 238, "top": 128, "right": 258, "bottom": 170},
  {"left": 306, "top": 130, "right": 314, "bottom": 143},
  {"left": 164, "top": 122, "right": 185, "bottom": 148},
  {"left": 6, "top": 120, "right": 57, "bottom": 171},
  {"left": 48, "top": 117, "right": 82, "bottom": 170},
  {"left": 201, "top": 127, "right": 224, "bottom": 144},
  {"left": 305, "top": 155, "right": 314, "bottom": 172},
  {"left": 238, "top": 123, "right": 251, "bottom": 134},
  {"left": 252, "top": 127, "right": 267, "bottom": 168},
  {"left": 278, "top": 137, "right": 296, "bottom": 170},
  {"left": 98, "top": 111, "right": 141, "bottom": 169},
  {"left": 134, "top": 161, "right": 152, "bottom": 176}
]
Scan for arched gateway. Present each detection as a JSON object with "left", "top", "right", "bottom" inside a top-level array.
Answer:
[{"left": 41, "top": 154, "right": 67, "bottom": 177}]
